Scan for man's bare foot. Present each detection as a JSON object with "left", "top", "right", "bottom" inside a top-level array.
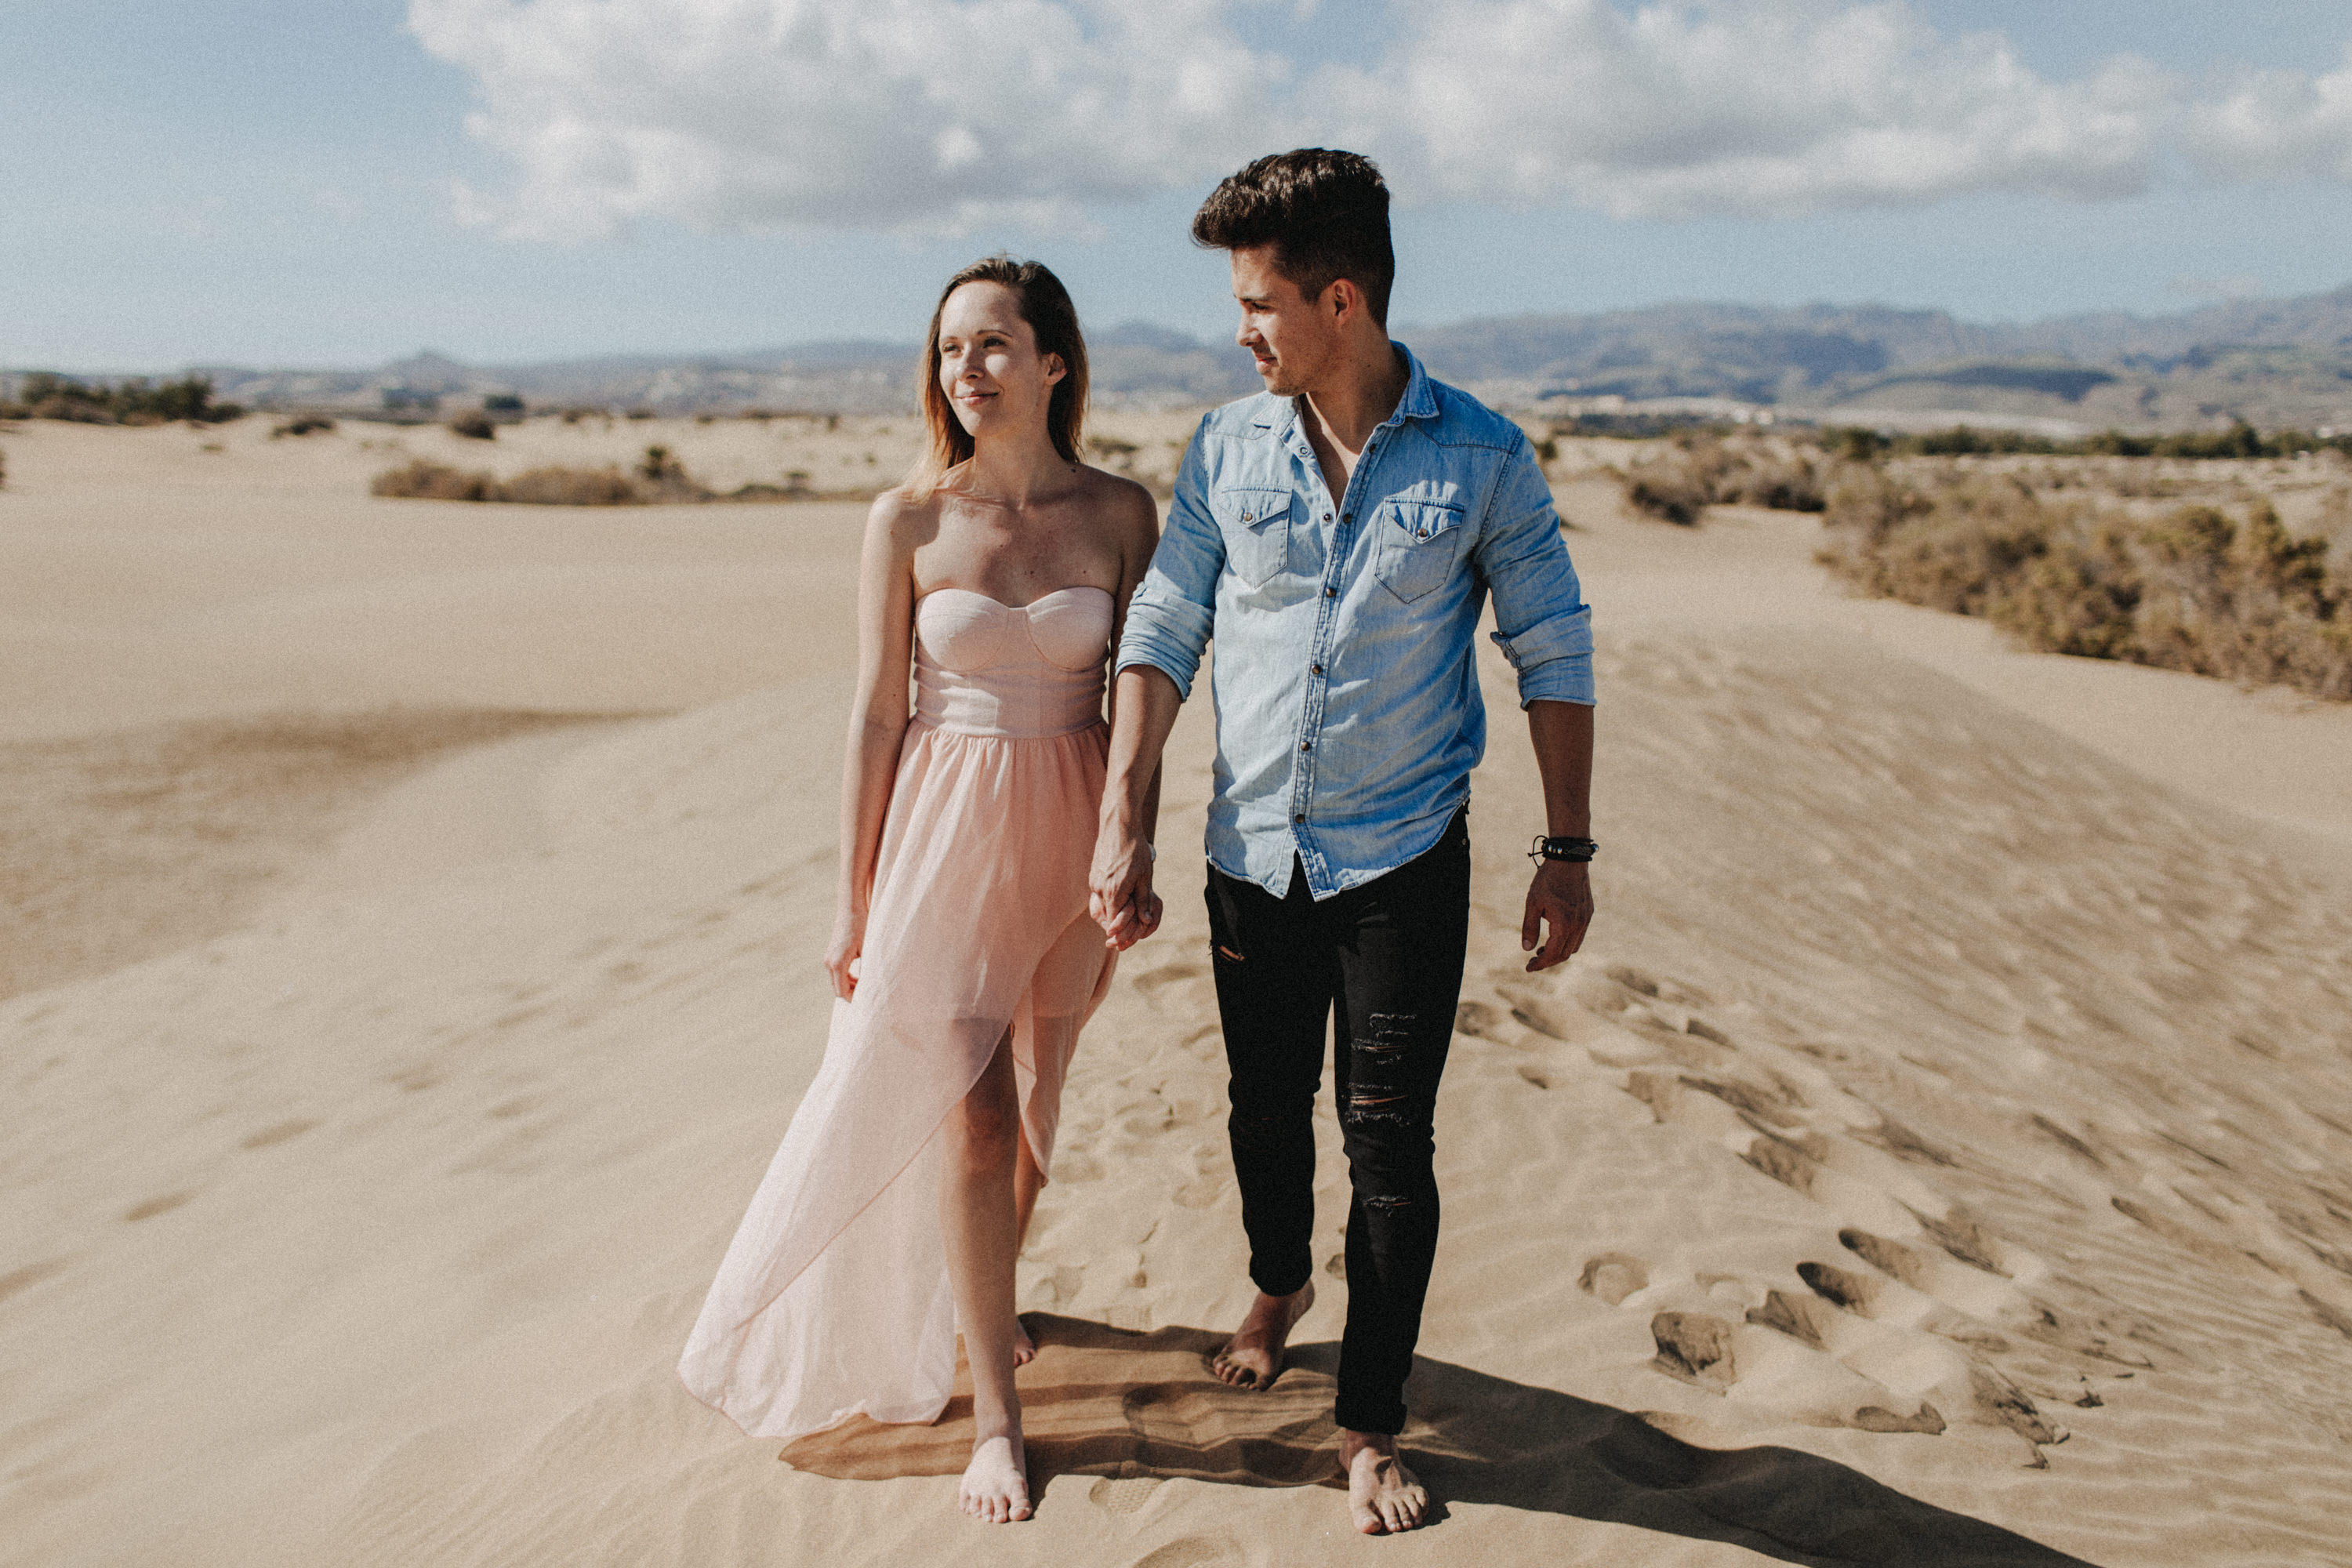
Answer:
[
  {"left": 1342, "top": 1430, "right": 1428, "bottom": 1534},
  {"left": 1012, "top": 1317, "right": 1036, "bottom": 1368},
  {"left": 1212, "top": 1281, "right": 1314, "bottom": 1388},
  {"left": 959, "top": 1432, "right": 1031, "bottom": 1523}
]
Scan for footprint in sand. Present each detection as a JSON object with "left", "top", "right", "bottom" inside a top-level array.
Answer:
[
  {"left": 0, "top": 1259, "right": 70, "bottom": 1305},
  {"left": 1454, "top": 999, "right": 1508, "bottom": 1039},
  {"left": 1089, "top": 1472, "right": 1163, "bottom": 1515},
  {"left": 1579, "top": 1252, "right": 1649, "bottom": 1305},
  {"left": 239, "top": 1118, "right": 316, "bottom": 1149},
  {"left": 1128, "top": 1539, "right": 1243, "bottom": 1568},
  {"left": 1649, "top": 1310, "right": 1737, "bottom": 1388},
  {"left": 1131, "top": 963, "right": 1203, "bottom": 994}
]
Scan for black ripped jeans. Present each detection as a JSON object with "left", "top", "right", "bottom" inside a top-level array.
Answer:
[{"left": 1203, "top": 807, "right": 1471, "bottom": 1436}]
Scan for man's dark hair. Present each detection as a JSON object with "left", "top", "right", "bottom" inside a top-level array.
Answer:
[{"left": 1192, "top": 149, "right": 1395, "bottom": 325}]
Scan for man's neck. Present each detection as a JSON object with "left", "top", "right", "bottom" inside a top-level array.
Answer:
[{"left": 1300, "top": 337, "right": 1409, "bottom": 456}]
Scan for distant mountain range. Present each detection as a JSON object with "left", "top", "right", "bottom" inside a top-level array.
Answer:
[{"left": 31, "top": 282, "right": 2350, "bottom": 434}]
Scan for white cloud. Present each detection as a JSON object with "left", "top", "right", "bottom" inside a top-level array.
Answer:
[
  {"left": 408, "top": 0, "right": 1294, "bottom": 239},
  {"left": 1327, "top": 0, "right": 2172, "bottom": 218},
  {"left": 409, "top": 0, "right": 2352, "bottom": 238},
  {"left": 2183, "top": 48, "right": 2352, "bottom": 183}
]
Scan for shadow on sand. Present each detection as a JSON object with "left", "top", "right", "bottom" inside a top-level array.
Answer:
[{"left": 780, "top": 1315, "right": 2094, "bottom": 1565}]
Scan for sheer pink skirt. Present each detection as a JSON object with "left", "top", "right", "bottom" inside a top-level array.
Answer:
[{"left": 678, "top": 717, "right": 1115, "bottom": 1439}]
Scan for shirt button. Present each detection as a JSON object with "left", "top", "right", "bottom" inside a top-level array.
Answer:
[
  {"left": 1294, "top": 812, "right": 1305, "bottom": 823},
  {"left": 1324, "top": 586, "right": 1336, "bottom": 597},
  {"left": 1322, "top": 512, "right": 1332, "bottom": 522},
  {"left": 1341, "top": 512, "right": 1352, "bottom": 524},
  {"left": 1300, "top": 740, "right": 1312, "bottom": 752},
  {"left": 1309, "top": 662, "right": 1323, "bottom": 676}
]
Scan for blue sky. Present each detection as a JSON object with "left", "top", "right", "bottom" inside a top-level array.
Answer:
[{"left": 5, "top": 0, "right": 2351, "bottom": 370}]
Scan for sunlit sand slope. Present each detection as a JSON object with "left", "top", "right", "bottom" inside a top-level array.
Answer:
[{"left": 7, "top": 608, "right": 2349, "bottom": 1565}]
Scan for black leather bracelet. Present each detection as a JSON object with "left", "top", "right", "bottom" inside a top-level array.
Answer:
[{"left": 1529, "top": 834, "right": 1598, "bottom": 864}]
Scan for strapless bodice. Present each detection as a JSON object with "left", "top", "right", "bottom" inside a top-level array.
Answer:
[{"left": 913, "top": 586, "right": 1112, "bottom": 739}]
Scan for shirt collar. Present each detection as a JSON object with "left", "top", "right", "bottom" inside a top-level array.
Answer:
[
  {"left": 1388, "top": 341, "right": 1439, "bottom": 423},
  {"left": 1270, "top": 340, "right": 1438, "bottom": 444}
]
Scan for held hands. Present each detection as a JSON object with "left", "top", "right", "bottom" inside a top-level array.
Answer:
[
  {"left": 824, "top": 906, "right": 867, "bottom": 1000},
  {"left": 1521, "top": 860, "right": 1592, "bottom": 972},
  {"left": 1088, "top": 818, "right": 1165, "bottom": 951}
]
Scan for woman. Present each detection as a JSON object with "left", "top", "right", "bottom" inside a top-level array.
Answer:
[{"left": 678, "top": 256, "right": 1162, "bottom": 1524}]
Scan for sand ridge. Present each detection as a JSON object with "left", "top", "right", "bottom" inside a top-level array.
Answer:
[{"left": 3, "top": 424, "right": 2350, "bottom": 1564}]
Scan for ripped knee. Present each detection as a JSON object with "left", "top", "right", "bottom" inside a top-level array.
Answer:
[{"left": 1341, "top": 1092, "right": 1418, "bottom": 1132}]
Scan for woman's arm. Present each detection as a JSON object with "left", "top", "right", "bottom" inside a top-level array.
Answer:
[
  {"left": 826, "top": 492, "right": 922, "bottom": 1000},
  {"left": 1096, "top": 481, "right": 1166, "bottom": 946}
]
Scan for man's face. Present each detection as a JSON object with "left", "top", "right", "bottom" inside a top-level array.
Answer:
[{"left": 1229, "top": 245, "right": 1339, "bottom": 399}]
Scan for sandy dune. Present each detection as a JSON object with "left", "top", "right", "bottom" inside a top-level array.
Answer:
[{"left": 4, "top": 420, "right": 2350, "bottom": 1565}]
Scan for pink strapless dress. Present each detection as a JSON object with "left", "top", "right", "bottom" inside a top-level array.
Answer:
[{"left": 679, "top": 586, "right": 1119, "bottom": 1439}]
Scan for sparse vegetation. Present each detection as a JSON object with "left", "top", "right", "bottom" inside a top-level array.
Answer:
[
  {"left": 1819, "top": 460, "right": 2352, "bottom": 700},
  {"left": 1822, "top": 421, "right": 2352, "bottom": 461},
  {"left": 372, "top": 460, "right": 503, "bottom": 502},
  {"left": 369, "top": 445, "right": 810, "bottom": 506},
  {"left": 448, "top": 414, "right": 497, "bottom": 441},
  {"left": 1, "top": 372, "right": 242, "bottom": 426},
  {"left": 1623, "top": 434, "right": 1829, "bottom": 524},
  {"left": 272, "top": 416, "right": 336, "bottom": 437}
]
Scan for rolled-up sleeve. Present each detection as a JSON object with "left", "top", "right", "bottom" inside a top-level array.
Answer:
[
  {"left": 1477, "top": 441, "right": 1595, "bottom": 707},
  {"left": 1115, "top": 434, "right": 1221, "bottom": 702}
]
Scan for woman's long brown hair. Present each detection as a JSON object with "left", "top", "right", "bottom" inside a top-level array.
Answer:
[{"left": 906, "top": 256, "right": 1089, "bottom": 500}]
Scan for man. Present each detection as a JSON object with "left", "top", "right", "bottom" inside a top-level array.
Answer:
[{"left": 1088, "top": 149, "right": 1596, "bottom": 1535}]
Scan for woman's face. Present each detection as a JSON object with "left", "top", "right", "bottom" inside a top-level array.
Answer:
[{"left": 936, "top": 281, "right": 1064, "bottom": 441}]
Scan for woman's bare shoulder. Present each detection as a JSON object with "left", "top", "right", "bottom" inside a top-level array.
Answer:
[
  {"left": 866, "top": 482, "right": 946, "bottom": 549},
  {"left": 1073, "top": 465, "right": 1159, "bottom": 534}
]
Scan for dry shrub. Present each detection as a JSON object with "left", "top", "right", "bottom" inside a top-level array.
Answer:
[
  {"left": 502, "top": 466, "right": 643, "bottom": 505},
  {"left": 272, "top": 416, "right": 336, "bottom": 437},
  {"left": 448, "top": 414, "right": 497, "bottom": 441},
  {"left": 1624, "top": 434, "right": 1828, "bottom": 524},
  {"left": 1821, "top": 461, "right": 2352, "bottom": 699},
  {"left": 370, "top": 445, "right": 726, "bottom": 506},
  {"left": 372, "top": 460, "right": 499, "bottom": 501}
]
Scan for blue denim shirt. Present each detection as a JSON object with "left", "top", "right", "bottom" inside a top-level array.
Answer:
[{"left": 1117, "top": 343, "right": 1594, "bottom": 900}]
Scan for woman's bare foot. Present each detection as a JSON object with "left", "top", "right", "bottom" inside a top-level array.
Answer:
[
  {"left": 1341, "top": 1430, "right": 1428, "bottom": 1534},
  {"left": 1012, "top": 1317, "right": 1036, "bottom": 1368},
  {"left": 959, "top": 1432, "right": 1031, "bottom": 1523},
  {"left": 1211, "top": 1281, "right": 1314, "bottom": 1388}
]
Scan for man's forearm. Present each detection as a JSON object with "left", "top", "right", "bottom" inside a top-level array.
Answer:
[
  {"left": 1105, "top": 665, "right": 1184, "bottom": 829},
  {"left": 1526, "top": 699, "right": 1593, "bottom": 838}
]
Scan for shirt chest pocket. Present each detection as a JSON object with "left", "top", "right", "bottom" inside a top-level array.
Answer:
[
  {"left": 1373, "top": 499, "right": 1468, "bottom": 603},
  {"left": 1212, "top": 486, "right": 1294, "bottom": 589}
]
